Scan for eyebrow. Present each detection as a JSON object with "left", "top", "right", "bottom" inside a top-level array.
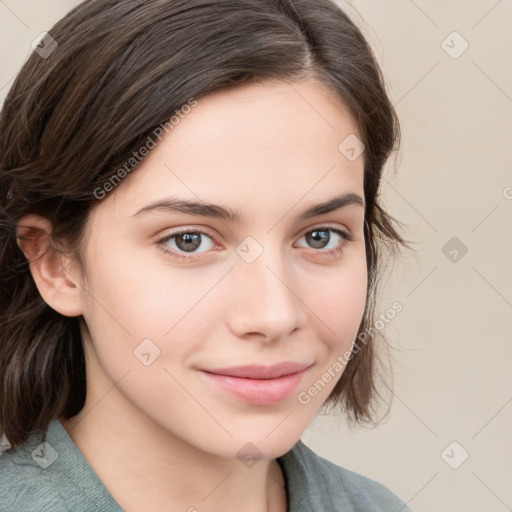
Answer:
[{"left": 132, "top": 192, "right": 365, "bottom": 223}]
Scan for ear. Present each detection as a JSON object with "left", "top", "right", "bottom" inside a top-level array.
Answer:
[{"left": 16, "top": 214, "right": 83, "bottom": 317}]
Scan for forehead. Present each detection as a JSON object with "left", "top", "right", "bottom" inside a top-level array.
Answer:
[
  {"left": 91, "top": 78, "right": 365, "bottom": 226},
  {"left": 167, "top": 77, "right": 361, "bottom": 150}
]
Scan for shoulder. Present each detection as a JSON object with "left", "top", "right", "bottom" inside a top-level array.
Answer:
[
  {"left": 0, "top": 421, "right": 111, "bottom": 512},
  {"left": 0, "top": 419, "right": 122, "bottom": 511},
  {"left": 280, "top": 439, "right": 413, "bottom": 512},
  {"left": 0, "top": 436, "right": 69, "bottom": 512}
]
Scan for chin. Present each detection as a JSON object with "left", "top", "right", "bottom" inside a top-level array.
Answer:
[{"left": 223, "top": 432, "right": 303, "bottom": 462}]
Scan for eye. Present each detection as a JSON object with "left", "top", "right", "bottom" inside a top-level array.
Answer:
[
  {"left": 295, "top": 226, "right": 354, "bottom": 257},
  {"left": 156, "top": 229, "right": 216, "bottom": 260},
  {"left": 155, "top": 225, "right": 355, "bottom": 262}
]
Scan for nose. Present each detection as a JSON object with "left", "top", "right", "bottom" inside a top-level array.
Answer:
[{"left": 226, "top": 245, "right": 306, "bottom": 342}]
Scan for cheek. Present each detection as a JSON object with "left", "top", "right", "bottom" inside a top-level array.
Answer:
[
  {"left": 78, "top": 247, "right": 219, "bottom": 367},
  {"left": 80, "top": 244, "right": 174, "bottom": 331},
  {"left": 294, "top": 256, "right": 367, "bottom": 406},
  {"left": 310, "top": 254, "right": 368, "bottom": 350}
]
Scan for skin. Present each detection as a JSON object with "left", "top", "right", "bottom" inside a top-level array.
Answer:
[{"left": 18, "top": 78, "right": 367, "bottom": 512}]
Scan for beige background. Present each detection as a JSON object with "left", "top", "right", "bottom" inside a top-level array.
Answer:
[{"left": 1, "top": 1, "right": 511, "bottom": 511}]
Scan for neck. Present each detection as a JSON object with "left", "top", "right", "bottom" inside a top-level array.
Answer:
[{"left": 59, "top": 393, "right": 287, "bottom": 512}]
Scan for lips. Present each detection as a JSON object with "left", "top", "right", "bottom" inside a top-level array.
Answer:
[
  {"left": 201, "top": 361, "right": 311, "bottom": 380},
  {"left": 198, "top": 361, "right": 313, "bottom": 406}
]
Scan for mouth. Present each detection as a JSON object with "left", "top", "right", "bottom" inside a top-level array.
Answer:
[{"left": 198, "top": 362, "right": 312, "bottom": 406}]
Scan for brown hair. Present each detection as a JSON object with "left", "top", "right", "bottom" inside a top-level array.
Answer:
[{"left": 0, "top": 0, "right": 409, "bottom": 450}]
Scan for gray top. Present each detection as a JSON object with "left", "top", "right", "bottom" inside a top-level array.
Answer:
[{"left": 0, "top": 419, "right": 413, "bottom": 511}]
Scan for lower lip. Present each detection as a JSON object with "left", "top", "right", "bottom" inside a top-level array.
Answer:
[{"left": 199, "top": 368, "right": 309, "bottom": 406}]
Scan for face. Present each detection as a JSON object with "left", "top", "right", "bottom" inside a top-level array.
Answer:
[{"left": 73, "top": 78, "right": 367, "bottom": 460}]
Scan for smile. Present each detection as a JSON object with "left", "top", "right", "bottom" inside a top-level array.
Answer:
[{"left": 198, "top": 365, "right": 311, "bottom": 406}]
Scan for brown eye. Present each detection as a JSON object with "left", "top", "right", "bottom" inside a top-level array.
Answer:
[
  {"left": 305, "top": 229, "right": 331, "bottom": 249},
  {"left": 294, "top": 226, "right": 355, "bottom": 259},
  {"left": 175, "top": 232, "right": 202, "bottom": 252},
  {"left": 297, "top": 227, "right": 352, "bottom": 251},
  {"left": 157, "top": 229, "right": 216, "bottom": 260}
]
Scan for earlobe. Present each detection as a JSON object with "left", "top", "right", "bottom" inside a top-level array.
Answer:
[{"left": 16, "top": 214, "right": 83, "bottom": 317}]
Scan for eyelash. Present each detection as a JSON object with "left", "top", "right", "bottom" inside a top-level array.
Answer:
[{"left": 155, "top": 225, "right": 355, "bottom": 262}]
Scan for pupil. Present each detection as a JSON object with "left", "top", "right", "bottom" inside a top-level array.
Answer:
[
  {"left": 308, "top": 230, "right": 329, "bottom": 249},
  {"left": 177, "top": 233, "right": 201, "bottom": 252}
]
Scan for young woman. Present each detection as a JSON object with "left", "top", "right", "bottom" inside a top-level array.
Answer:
[{"left": 0, "top": 1, "right": 412, "bottom": 510}]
